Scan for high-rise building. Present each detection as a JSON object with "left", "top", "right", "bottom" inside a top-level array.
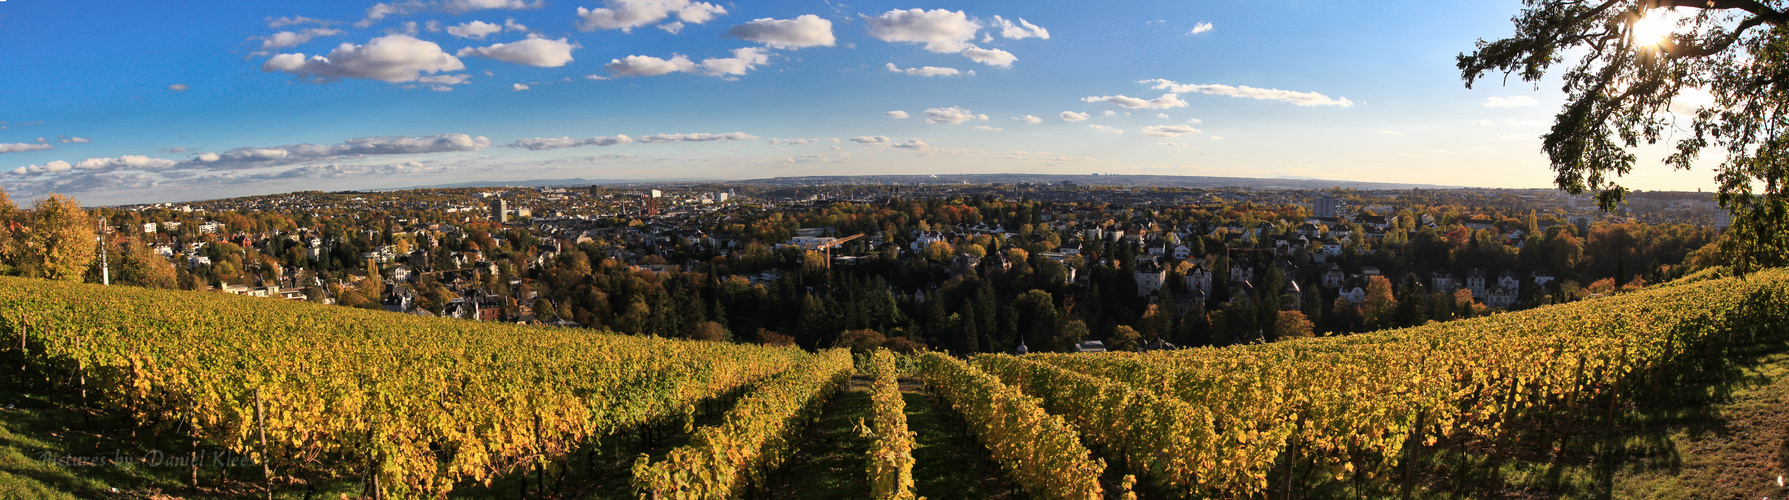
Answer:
[
  {"left": 495, "top": 199, "right": 508, "bottom": 223},
  {"left": 1314, "top": 195, "right": 1346, "bottom": 218}
]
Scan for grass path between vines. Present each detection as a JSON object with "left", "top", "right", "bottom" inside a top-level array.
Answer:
[
  {"left": 764, "top": 375, "right": 874, "bottom": 499},
  {"left": 898, "top": 379, "right": 1023, "bottom": 500},
  {"left": 766, "top": 375, "right": 1022, "bottom": 499}
]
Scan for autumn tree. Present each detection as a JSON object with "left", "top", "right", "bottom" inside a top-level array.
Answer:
[
  {"left": 1050, "top": 318, "right": 1090, "bottom": 353},
  {"left": 692, "top": 321, "right": 729, "bottom": 342},
  {"left": 836, "top": 329, "right": 887, "bottom": 354},
  {"left": 1462, "top": 0, "right": 1789, "bottom": 274},
  {"left": 0, "top": 189, "right": 16, "bottom": 275},
  {"left": 1271, "top": 310, "right": 1315, "bottom": 340},
  {"left": 1361, "top": 275, "right": 1399, "bottom": 330},
  {"left": 14, "top": 194, "right": 97, "bottom": 281},
  {"left": 92, "top": 236, "right": 177, "bottom": 288},
  {"left": 1107, "top": 325, "right": 1141, "bottom": 352}
]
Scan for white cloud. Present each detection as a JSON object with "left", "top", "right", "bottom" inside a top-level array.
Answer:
[
  {"left": 768, "top": 137, "right": 841, "bottom": 145},
  {"left": 504, "top": 18, "right": 529, "bottom": 32},
  {"left": 187, "top": 134, "right": 491, "bottom": 169},
  {"left": 268, "top": 16, "right": 332, "bottom": 29},
  {"left": 925, "top": 106, "right": 987, "bottom": 124},
  {"left": 577, "top": 0, "right": 727, "bottom": 32},
  {"left": 1155, "top": 141, "right": 1189, "bottom": 147},
  {"left": 168, "top": 83, "right": 190, "bottom": 92},
  {"left": 604, "top": 48, "right": 767, "bottom": 77},
  {"left": 59, "top": 137, "right": 91, "bottom": 144},
  {"left": 886, "top": 110, "right": 910, "bottom": 119},
  {"left": 1141, "top": 125, "right": 1200, "bottom": 137},
  {"left": 1103, "top": 110, "right": 1117, "bottom": 117},
  {"left": 10, "top": 156, "right": 179, "bottom": 177},
  {"left": 1209, "top": 136, "right": 1224, "bottom": 140},
  {"left": 1186, "top": 118, "right": 1202, "bottom": 124},
  {"left": 1060, "top": 111, "right": 1089, "bottom": 122},
  {"left": 513, "top": 83, "right": 530, "bottom": 91},
  {"left": 1483, "top": 96, "right": 1539, "bottom": 108},
  {"left": 891, "top": 139, "right": 929, "bottom": 149},
  {"left": 0, "top": 143, "right": 54, "bottom": 154},
  {"left": 863, "top": 9, "right": 1025, "bottom": 67},
  {"left": 441, "top": 0, "right": 543, "bottom": 14},
  {"left": 256, "top": 28, "right": 343, "bottom": 51},
  {"left": 1379, "top": 129, "right": 1403, "bottom": 135},
  {"left": 864, "top": 9, "right": 979, "bottom": 53},
  {"left": 637, "top": 132, "right": 758, "bottom": 143},
  {"left": 263, "top": 34, "right": 464, "bottom": 83},
  {"left": 1089, "top": 125, "right": 1123, "bottom": 134},
  {"left": 456, "top": 36, "right": 577, "bottom": 67},
  {"left": 1084, "top": 93, "right": 1187, "bottom": 109},
  {"left": 355, "top": 1, "right": 428, "bottom": 28},
  {"left": 417, "top": 74, "right": 471, "bottom": 85},
  {"left": 851, "top": 136, "right": 891, "bottom": 144},
  {"left": 1015, "top": 115, "right": 1042, "bottom": 124},
  {"left": 446, "top": 20, "right": 503, "bottom": 39},
  {"left": 11, "top": 160, "right": 71, "bottom": 175},
  {"left": 960, "top": 47, "right": 1016, "bottom": 67},
  {"left": 606, "top": 54, "right": 695, "bottom": 76},
  {"left": 390, "top": 21, "right": 420, "bottom": 36},
  {"left": 972, "top": 126, "right": 1002, "bottom": 131},
  {"left": 725, "top": 15, "right": 835, "bottom": 49},
  {"left": 510, "top": 135, "right": 632, "bottom": 150},
  {"left": 697, "top": 47, "right": 770, "bottom": 76},
  {"left": 658, "top": 22, "right": 686, "bottom": 34},
  {"left": 992, "top": 16, "right": 1048, "bottom": 39},
  {"left": 886, "top": 62, "right": 963, "bottom": 77},
  {"left": 1156, "top": 113, "right": 1169, "bottom": 119},
  {"left": 1188, "top": 22, "right": 1213, "bottom": 35},
  {"left": 1143, "top": 79, "right": 1353, "bottom": 107},
  {"left": 74, "top": 155, "right": 178, "bottom": 171}
]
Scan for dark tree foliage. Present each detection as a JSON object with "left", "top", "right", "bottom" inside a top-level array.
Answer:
[{"left": 1461, "top": 0, "right": 1789, "bottom": 274}]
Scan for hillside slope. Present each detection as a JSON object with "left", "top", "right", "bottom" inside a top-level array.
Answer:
[{"left": 1, "top": 270, "right": 1787, "bottom": 498}]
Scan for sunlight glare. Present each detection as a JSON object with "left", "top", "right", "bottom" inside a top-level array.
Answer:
[{"left": 1631, "top": 8, "right": 1680, "bottom": 49}]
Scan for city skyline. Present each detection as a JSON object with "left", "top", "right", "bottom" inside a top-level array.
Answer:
[{"left": 0, "top": 0, "right": 1717, "bottom": 205}]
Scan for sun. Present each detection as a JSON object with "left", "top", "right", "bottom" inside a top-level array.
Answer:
[{"left": 1630, "top": 8, "right": 1681, "bottom": 49}]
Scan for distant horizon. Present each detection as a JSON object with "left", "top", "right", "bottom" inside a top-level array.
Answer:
[
  {"left": 96, "top": 171, "right": 1729, "bottom": 208},
  {"left": 0, "top": 1, "right": 1720, "bottom": 207}
]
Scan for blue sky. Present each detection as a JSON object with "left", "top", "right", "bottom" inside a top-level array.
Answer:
[{"left": 0, "top": 0, "right": 1716, "bottom": 205}]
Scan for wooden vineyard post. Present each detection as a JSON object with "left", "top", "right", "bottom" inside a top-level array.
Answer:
[
  {"left": 1402, "top": 410, "right": 1425, "bottom": 500},
  {"left": 77, "top": 336, "right": 90, "bottom": 431},
  {"left": 190, "top": 414, "right": 200, "bottom": 491},
  {"left": 256, "top": 388, "right": 272, "bottom": 500}
]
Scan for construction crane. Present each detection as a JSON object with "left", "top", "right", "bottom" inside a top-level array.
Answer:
[{"left": 814, "top": 233, "right": 863, "bottom": 268}]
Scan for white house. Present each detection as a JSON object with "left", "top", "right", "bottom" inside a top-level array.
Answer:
[
  {"left": 1322, "top": 263, "right": 1346, "bottom": 289},
  {"left": 1339, "top": 276, "right": 1368, "bottom": 303},
  {"left": 1134, "top": 259, "right": 1167, "bottom": 297}
]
